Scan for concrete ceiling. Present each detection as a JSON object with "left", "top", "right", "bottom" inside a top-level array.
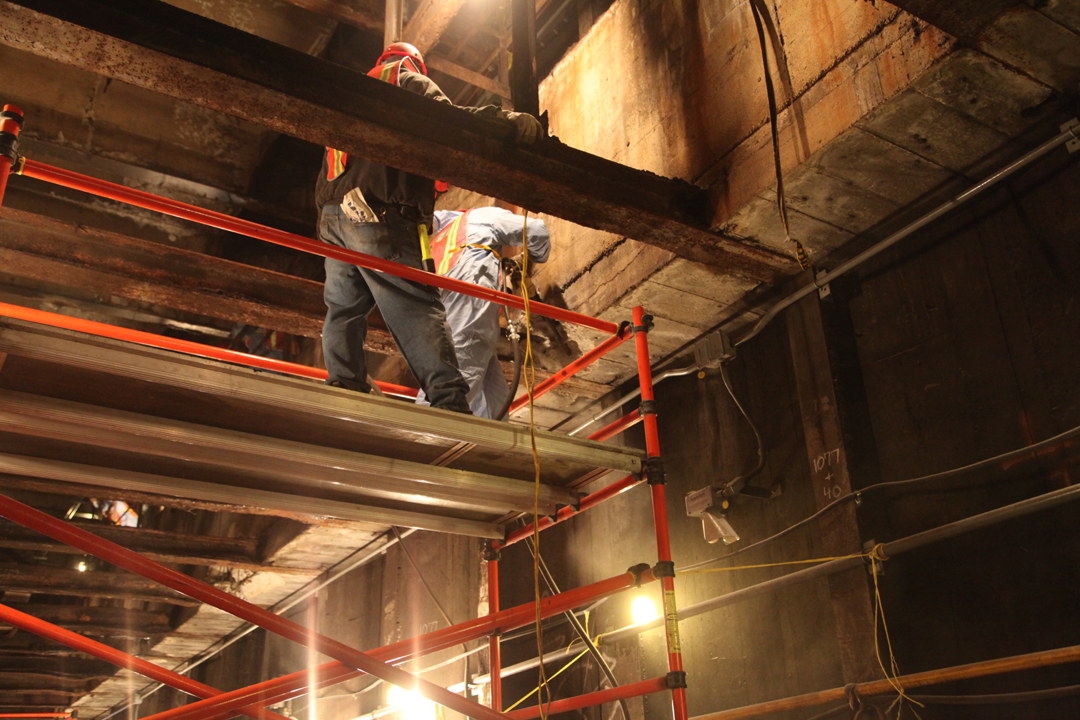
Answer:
[{"left": 0, "top": 0, "right": 1078, "bottom": 713}]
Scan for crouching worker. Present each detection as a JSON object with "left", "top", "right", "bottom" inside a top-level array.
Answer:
[
  {"left": 416, "top": 207, "right": 550, "bottom": 419},
  {"left": 316, "top": 42, "right": 543, "bottom": 413}
]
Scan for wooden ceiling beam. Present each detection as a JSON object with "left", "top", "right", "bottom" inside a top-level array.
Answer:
[
  {"left": 0, "top": 564, "right": 201, "bottom": 606},
  {"left": 402, "top": 0, "right": 468, "bottom": 53},
  {"left": 0, "top": 518, "right": 320, "bottom": 575},
  {"left": 0, "top": 0, "right": 792, "bottom": 280}
]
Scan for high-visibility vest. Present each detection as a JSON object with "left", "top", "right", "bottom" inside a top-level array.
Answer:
[
  {"left": 429, "top": 211, "right": 475, "bottom": 276},
  {"left": 326, "top": 58, "right": 422, "bottom": 181}
]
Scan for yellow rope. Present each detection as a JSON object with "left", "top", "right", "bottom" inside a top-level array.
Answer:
[
  {"left": 871, "top": 551, "right": 924, "bottom": 718},
  {"left": 504, "top": 635, "right": 603, "bottom": 713},
  {"left": 518, "top": 210, "right": 549, "bottom": 720}
]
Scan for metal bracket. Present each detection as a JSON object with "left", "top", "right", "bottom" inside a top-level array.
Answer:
[
  {"left": 482, "top": 542, "right": 501, "bottom": 563},
  {"left": 631, "top": 314, "right": 654, "bottom": 334},
  {"left": 665, "top": 671, "right": 688, "bottom": 689},
  {"left": 816, "top": 270, "right": 831, "bottom": 299},
  {"left": 1063, "top": 118, "right": 1080, "bottom": 154},
  {"left": 652, "top": 560, "right": 675, "bottom": 579},
  {"left": 638, "top": 399, "right": 658, "bottom": 416},
  {"left": 626, "top": 562, "right": 652, "bottom": 588},
  {"left": 644, "top": 456, "right": 665, "bottom": 485}
]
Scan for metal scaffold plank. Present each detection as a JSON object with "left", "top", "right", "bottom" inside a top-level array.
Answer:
[{"left": 0, "top": 319, "right": 643, "bottom": 479}]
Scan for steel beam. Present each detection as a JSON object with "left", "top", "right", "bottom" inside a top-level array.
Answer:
[
  {"left": 0, "top": 0, "right": 792, "bottom": 280},
  {"left": 510, "top": 0, "right": 539, "bottom": 116},
  {"left": 0, "top": 453, "right": 502, "bottom": 538},
  {"left": 0, "top": 390, "right": 576, "bottom": 515}
]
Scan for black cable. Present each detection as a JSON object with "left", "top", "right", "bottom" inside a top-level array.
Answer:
[
  {"left": 680, "top": 422, "right": 1080, "bottom": 572},
  {"left": 749, "top": 0, "right": 811, "bottom": 270},
  {"left": 719, "top": 362, "right": 765, "bottom": 485}
]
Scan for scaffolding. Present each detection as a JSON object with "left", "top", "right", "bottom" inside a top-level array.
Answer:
[{"left": 0, "top": 104, "right": 690, "bottom": 720}]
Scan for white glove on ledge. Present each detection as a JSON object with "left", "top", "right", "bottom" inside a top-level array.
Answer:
[{"left": 506, "top": 112, "right": 543, "bottom": 143}]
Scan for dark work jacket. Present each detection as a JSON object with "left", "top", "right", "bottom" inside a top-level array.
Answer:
[{"left": 315, "top": 70, "right": 502, "bottom": 226}]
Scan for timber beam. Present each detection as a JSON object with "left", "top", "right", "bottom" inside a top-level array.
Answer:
[
  {"left": 0, "top": 0, "right": 793, "bottom": 281},
  {"left": 3, "top": 604, "right": 173, "bottom": 638},
  {"left": 0, "top": 564, "right": 201, "bottom": 606},
  {"left": 0, "top": 518, "right": 316, "bottom": 575},
  {"left": 402, "top": 0, "right": 468, "bottom": 53}
]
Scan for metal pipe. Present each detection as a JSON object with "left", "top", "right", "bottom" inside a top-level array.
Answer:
[
  {"left": 633, "top": 306, "right": 689, "bottom": 720},
  {"left": 587, "top": 409, "right": 642, "bottom": 442},
  {"left": 736, "top": 122, "right": 1080, "bottom": 348},
  {"left": 567, "top": 366, "right": 698, "bottom": 437},
  {"left": 134, "top": 565, "right": 659, "bottom": 720},
  {"left": 112, "top": 529, "right": 417, "bottom": 717},
  {"left": 495, "top": 473, "right": 643, "bottom": 549},
  {"left": 506, "top": 676, "right": 669, "bottom": 720},
  {"left": 0, "top": 493, "right": 509, "bottom": 720},
  {"left": 16, "top": 159, "right": 620, "bottom": 335},
  {"left": 690, "top": 644, "right": 1080, "bottom": 720},
  {"left": 0, "top": 300, "right": 419, "bottom": 399},
  {"left": 508, "top": 325, "right": 632, "bottom": 415},
  {"left": 0, "top": 603, "right": 289, "bottom": 720}
]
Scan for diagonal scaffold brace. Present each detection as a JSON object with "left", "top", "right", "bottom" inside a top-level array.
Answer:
[{"left": 0, "top": 492, "right": 514, "bottom": 720}]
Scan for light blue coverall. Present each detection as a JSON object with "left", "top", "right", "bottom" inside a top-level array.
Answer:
[{"left": 415, "top": 207, "right": 550, "bottom": 419}]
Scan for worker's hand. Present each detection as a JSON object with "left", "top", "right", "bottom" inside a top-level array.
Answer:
[{"left": 506, "top": 112, "right": 543, "bottom": 143}]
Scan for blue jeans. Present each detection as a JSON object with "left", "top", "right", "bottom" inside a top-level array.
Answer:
[{"left": 319, "top": 204, "right": 471, "bottom": 412}]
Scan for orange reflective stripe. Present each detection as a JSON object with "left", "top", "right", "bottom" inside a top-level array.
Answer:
[{"left": 326, "top": 148, "right": 347, "bottom": 180}]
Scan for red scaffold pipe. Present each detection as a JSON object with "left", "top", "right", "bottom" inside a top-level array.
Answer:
[
  {"left": 505, "top": 676, "right": 670, "bottom": 720},
  {"left": 0, "top": 105, "right": 23, "bottom": 208},
  {"left": 0, "top": 716, "right": 72, "bottom": 718},
  {"left": 508, "top": 326, "right": 630, "bottom": 415},
  {"left": 488, "top": 552, "right": 503, "bottom": 712},
  {"left": 0, "top": 493, "right": 510, "bottom": 720},
  {"left": 16, "top": 159, "right": 619, "bottom": 336},
  {"left": 0, "top": 603, "right": 288, "bottom": 720},
  {"left": 0, "top": 301, "right": 418, "bottom": 399},
  {"left": 587, "top": 409, "right": 642, "bottom": 442},
  {"left": 135, "top": 565, "right": 659, "bottom": 720},
  {"left": 633, "top": 306, "right": 689, "bottom": 720},
  {"left": 496, "top": 473, "right": 643, "bottom": 550}
]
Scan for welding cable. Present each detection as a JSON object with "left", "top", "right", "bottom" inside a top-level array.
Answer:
[
  {"left": 679, "top": 421, "right": 1080, "bottom": 572},
  {"left": 524, "top": 532, "right": 631, "bottom": 720},
  {"left": 495, "top": 259, "right": 524, "bottom": 422}
]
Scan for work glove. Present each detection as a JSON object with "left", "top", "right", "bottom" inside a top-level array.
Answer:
[{"left": 506, "top": 112, "right": 543, "bottom": 143}]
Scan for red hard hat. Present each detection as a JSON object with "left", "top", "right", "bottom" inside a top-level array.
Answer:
[{"left": 376, "top": 41, "right": 427, "bottom": 76}]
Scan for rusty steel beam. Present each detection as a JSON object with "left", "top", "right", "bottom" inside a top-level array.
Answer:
[
  {"left": 884, "top": 0, "right": 1019, "bottom": 42},
  {"left": 402, "top": 0, "right": 468, "bottom": 53},
  {"left": 0, "top": 564, "right": 201, "bottom": 606},
  {"left": 0, "top": 0, "right": 793, "bottom": 281}
]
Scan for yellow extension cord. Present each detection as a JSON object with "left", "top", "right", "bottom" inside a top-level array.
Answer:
[{"left": 517, "top": 210, "right": 550, "bottom": 720}]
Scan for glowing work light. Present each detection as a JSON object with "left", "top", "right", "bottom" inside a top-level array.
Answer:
[
  {"left": 631, "top": 595, "right": 659, "bottom": 626},
  {"left": 387, "top": 684, "right": 436, "bottom": 720}
]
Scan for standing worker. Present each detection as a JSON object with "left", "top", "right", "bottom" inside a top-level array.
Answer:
[
  {"left": 317, "top": 42, "right": 542, "bottom": 412},
  {"left": 416, "top": 207, "right": 550, "bottom": 419}
]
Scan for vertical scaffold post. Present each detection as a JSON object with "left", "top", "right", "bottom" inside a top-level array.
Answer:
[
  {"left": 632, "top": 306, "right": 689, "bottom": 720},
  {"left": 486, "top": 542, "right": 503, "bottom": 711},
  {"left": 0, "top": 105, "right": 24, "bottom": 208}
]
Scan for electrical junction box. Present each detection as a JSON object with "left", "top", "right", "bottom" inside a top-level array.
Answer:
[{"left": 693, "top": 330, "right": 736, "bottom": 369}]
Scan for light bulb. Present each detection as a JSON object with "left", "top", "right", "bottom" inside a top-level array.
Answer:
[
  {"left": 387, "top": 685, "right": 435, "bottom": 720},
  {"left": 630, "top": 595, "right": 659, "bottom": 625},
  {"left": 77, "top": 561, "right": 87, "bottom": 573}
]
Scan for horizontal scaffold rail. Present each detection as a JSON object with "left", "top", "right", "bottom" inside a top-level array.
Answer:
[{"left": 16, "top": 158, "right": 621, "bottom": 336}]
